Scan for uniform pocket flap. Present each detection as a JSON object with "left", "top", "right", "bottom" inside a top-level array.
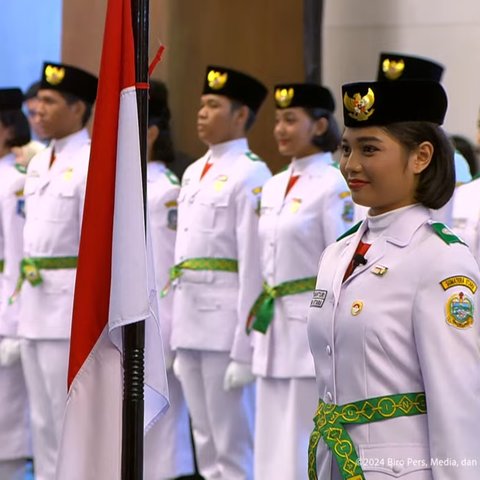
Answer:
[{"left": 358, "top": 443, "right": 430, "bottom": 477}]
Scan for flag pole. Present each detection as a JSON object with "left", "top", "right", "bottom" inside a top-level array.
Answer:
[{"left": 121, "top": 0, "right": 149, "bottom": 478}]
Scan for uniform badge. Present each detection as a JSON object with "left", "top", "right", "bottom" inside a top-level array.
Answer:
[
  {"left": 252, "top": 186, "right": 262, "bottom": 195},
  {"left": 16, "top": 198, "right": 25, "bottom": 218},
  {"left": 214, "top": 174, "right": 228, "bottom": 192},
  {"left": 342, "top": 200, "right": 354, "bottom": 223},
  {"left": 446, "top": 291, "right": 474, "bottom": 329},
  {"left": 310, "top": 289, "right": 327, "bottom": 308},
  {"left": 351, "top": 301, "right": 363, "bottom": 316},
  {"left": 290, "top": 198, "right": 302, "bottom": 213},
  {"left": 371, "top": 265, "right": 388, "bottom": 276},
  {"left": 63, "top": 167, "right": 74, "bottom": 181},
  {"left": 167, "top": 208, "right": 177, "bottom": 231},
  {"left": 440, "top": 275, "right": 477, "bottom": 293}
]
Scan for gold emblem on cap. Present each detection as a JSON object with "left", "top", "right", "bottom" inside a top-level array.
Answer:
[
  {"left": 343, "top": 88, "right": 375, "bottom": 122},
  {"left": 207, "top": 70, "right": 228, "bottom": 90},
  {"left": 275, "top": 88, "right": 294, "bottom": 108},
  {"left": 44, "top": 65, "right": 65, "bottom": 86},
  {"left": 382, "top": 58, "right": 405, "bottom": 80}
]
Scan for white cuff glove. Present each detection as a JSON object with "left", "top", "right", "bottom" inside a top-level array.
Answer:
[
  {"left": 223, "top": 361, "right": 255, "bottom": 391},
  {"left": 0, "top": 338, "right": 21, "bottom": 367},
  {"left": 172, "top": 355, "right": 181, "bottom": 378}
]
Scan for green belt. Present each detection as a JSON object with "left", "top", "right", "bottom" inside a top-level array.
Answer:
[
  {"left": 246, "top": 277, "right": 316, "bottom": 334},
  {"left": 0, "top": 259, "right": 4, "bottom": 274},
  {"left": 10, "top": 256, "right": 78, "bottom": 304},
  {"left": 308, "top": 392, "right": 427, "bottom": 480},
  {"left": 161, "top": 257, "right": 238, "bottom": 297}
]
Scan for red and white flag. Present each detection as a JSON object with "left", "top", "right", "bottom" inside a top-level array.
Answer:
[{"left": 56, "top": 0, "right": 169, "bottom": 478}]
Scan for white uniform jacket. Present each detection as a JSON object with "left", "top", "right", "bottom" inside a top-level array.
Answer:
[
  {"left": 147, "top": 161, "right": 179, "bottom": 366},
  {"left": 253, "top": 152, "right": 353, "bottom": 378},
  {"left": 307, "top": 205, "right": 480, "bottom": 479},
  {"left": 18, "top": 129, "right": 90, "bottom": 340},
  {"left": 0, "top": 153, "right": 26, "bottom": 336},
  {"left": 172, "top": 138, "right": 271, "bottom": 362},
  {"left": 451, "top": 177, "right": 480, "bottom": 262}
]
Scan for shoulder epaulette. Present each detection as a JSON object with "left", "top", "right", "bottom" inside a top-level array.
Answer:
[
  {"left": 430, "top": 221, "right": 467, "bottom": 246},
  {"left": 165, "top": 168, "right": 180, "bottom": 185},
  {"left": 245, "top": 151, "right": 262, "bottom": 162},
  {"left": 330, "top": 161, "right": 340, "bottom": 170},
  {"left": 14, "top": 164, "right": 27, "bottom": 175},
  {"left": 336, "top": 221, "right": 362, "bottom": 241}
]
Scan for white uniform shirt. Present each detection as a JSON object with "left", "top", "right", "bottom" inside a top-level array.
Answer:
[
  {"left": 307, "top": 205, "right": 480, "bottom": 479},
  {"left": 253, "top": 152, "right": 354, "bottom": 378},
  {"left": 147, "top": 161, "right": 179, "bottom": 366},
  {"left": 451, "top": 177, "right": 480, "bottom": 262},
  {"left": 172, "top": 138, "right": 271, "bottom": 362},
  {"left": 18, "top": 129, "right": 91, "bottom": 339}
]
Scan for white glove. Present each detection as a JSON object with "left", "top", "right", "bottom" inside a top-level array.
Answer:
[
  {"left": 223, "top": 361, "right": 255, "bottom": 391},
  {"left": 0, "top": 338, "right": 21, "bottom": 367},
  {"left": 172, "top": 355, "right": 181, "bottom": 378}
]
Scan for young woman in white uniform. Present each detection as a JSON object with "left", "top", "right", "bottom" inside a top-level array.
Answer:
[
  {"left": 0, "top": 88, "right": 32, "bottom": 480},
  {"left": 307, "top": 79, "right": 480, "bottom": 479},
  {"left": 249, "top": 83, "right": 353, "bottom": 479},
  {"left": 143, "top": 80, "right": 195, "bottom": 480}
]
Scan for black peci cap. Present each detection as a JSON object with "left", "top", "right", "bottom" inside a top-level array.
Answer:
[
  {"left": 40, "top": 62, "right": 98, "bottom": 104},
  {"left": 342, "top": 80, "right": 448, "bottom": 127},
  {"left": 273, "top": 83, "right": 335, "bottom": 112},
  {"left": 0, "top": 88, "right": 24, "bottom": 111},
  {"left": 377, "top": 52, "right": 444, "bottom": 82},
  {"left": 202, "top": 65, "right": 267, "bottom": 114}
]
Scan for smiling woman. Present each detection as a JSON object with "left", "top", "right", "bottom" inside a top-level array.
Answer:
[{"left": 307, "top": 79, "right": 480, "bottom": 480}]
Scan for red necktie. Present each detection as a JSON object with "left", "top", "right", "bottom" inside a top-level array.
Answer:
[
  {"left": 284, "top": 174, "right": 299, "bottom": 197},
  {"left": 343, "top": 240, "right": 371, "bottom": 281},
  {"left": 49, "top": 148, "right": 56, "bottom": 168},
  {"left": 200, "top": 159, "right": 212, "bottom": 180}
]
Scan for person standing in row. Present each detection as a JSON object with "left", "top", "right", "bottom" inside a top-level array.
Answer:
[
  {"left": 143, "top": 79, "right": 195, "bottom": 480},
  {"left": 307, "top": 79, "right": 480, "bottom": 479},
  {"left": 16, "top": 62, "right": 97, "bottom": 480},
  {"left": 171, "top": 65, "right": 271, "bottom": 480},
  {"left": 248, "top": 83, "right": 353, "bottom": 479},
  {"left": 0, "top": 88, "right": 32, "bottom": 480}
]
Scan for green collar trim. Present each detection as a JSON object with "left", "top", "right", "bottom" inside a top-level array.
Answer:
[{"left": 337, "top": 221, "right": 362, "bottom": 241}]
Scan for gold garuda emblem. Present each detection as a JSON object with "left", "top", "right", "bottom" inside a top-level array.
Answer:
[
  {"left": 382, "top": 58, "right": 405, "bottom": 80},
  {"left": 207, "top": 70, "right": 228, "bottom": 90},
  {"left": 45, "top": 65, "right": 65, "bottom": 86},
  {"left": 343, "top": 88, "right": 375, "bottom": 122},
  {"left": 275, "top": 87, "right": 294, "bottom": 108}
]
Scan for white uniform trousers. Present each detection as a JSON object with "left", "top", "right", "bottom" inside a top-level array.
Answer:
[
  {"left": 144, "top": 370, "right": 195, "bottom": 479},
  {"left": 20, "top": 339, "right": 69, "bottom": 480},
  {"left": 254, "top": 377, "right": 318, "bottom": 480},
  {"left": 175, "top": 349, "right": 254, "bottom": 480}
]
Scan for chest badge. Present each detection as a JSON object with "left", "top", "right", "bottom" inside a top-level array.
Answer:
[
  {"left": 214, "top": 174, "right": 228, "bottom": 192},
  {"left": 371, "top": 265, "right": 388, "bottom": 276},
  {"left": 351, "top": 300, "right": 363, "bottom": 316},
  {"left": 63, "top": 167, "right": 74, "bottom": 181},
  {"left": 446, "top": 291, "right": 474, "bottom": 329},
  {"left": 310, "top": 289, "right": 327, "bottom": 308},
  {"left": 290, "top": 198, "right": 302, "bottom": 213}
]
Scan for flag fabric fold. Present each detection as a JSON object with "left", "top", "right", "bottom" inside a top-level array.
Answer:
[{"left": 56, "top": 0, "right": 169, "bottom": 478}]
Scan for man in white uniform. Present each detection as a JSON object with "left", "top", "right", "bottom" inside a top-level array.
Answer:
[
  {"left": 171, "top": 65, "right": 271, "bottom": 480},
  {"left": 16, "top": 62, "right": 97, "bottom": 480}
]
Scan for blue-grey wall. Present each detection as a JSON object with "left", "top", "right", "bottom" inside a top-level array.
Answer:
[{"left": 0, "top": 0, "right": 62, "bottom": 92}]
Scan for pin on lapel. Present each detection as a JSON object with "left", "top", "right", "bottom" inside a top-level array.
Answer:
[
  {"left": 351, "top": 300, "right": 363, "bottom": 316},
  {"left": 371, "top": 265, "right": 388, "bottom": 276}
]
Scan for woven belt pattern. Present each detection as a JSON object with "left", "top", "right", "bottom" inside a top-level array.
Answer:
[
  {"left": 247, "top": 277, "right": 316, "bottom": 333},
  {"left": 308, "top": 392, "right": 427, "bottom": 480}
]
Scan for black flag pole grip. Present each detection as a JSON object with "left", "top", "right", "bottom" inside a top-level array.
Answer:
[{"left": 122, "top": 0, "right": 149, "bottom": 479}]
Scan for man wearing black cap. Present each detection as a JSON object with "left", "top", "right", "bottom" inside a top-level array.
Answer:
[
  {"left": 16, "top": 61, "right": 97, "bottom": 480},
  {"left": 170, "top": 65, "right": 271, "bottom": 480}
]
